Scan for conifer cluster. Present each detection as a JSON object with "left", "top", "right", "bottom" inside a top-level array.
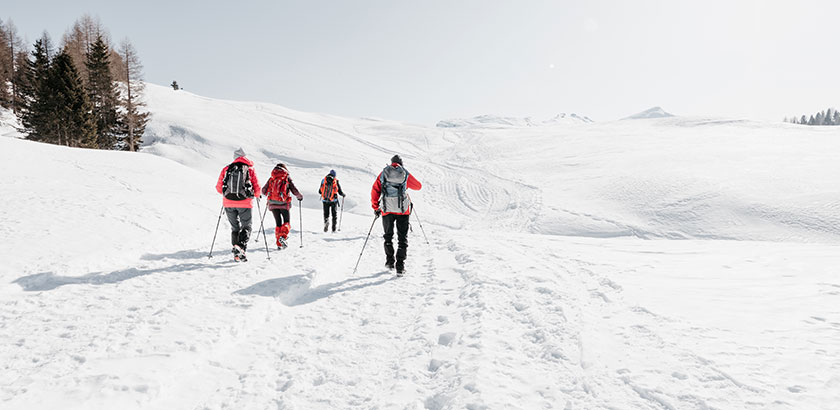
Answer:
[{"left": 0, "top": 15, "right": 149, "bottom": 151}]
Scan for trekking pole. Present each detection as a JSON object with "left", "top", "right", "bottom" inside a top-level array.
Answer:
[
  {"left": 412, "top": 205, "right": 430, "bottom": 245},
  {"left": 255, "top": 201, "right": 268, "bottom": 243},
  {"left": 255, "top": 197, "right": 271, "bottom": 260},
  {"left": 352, "top": 214, "right": 380, "bottom": 275},
  {"left": 208, "top": 204, "right": 225, "bottom": 258},
  {"left": 298, "top": 198, "right": 304, "bottom": 248},
  {"left": 338, "top": 196, "right": 345, "bottom": 231}
]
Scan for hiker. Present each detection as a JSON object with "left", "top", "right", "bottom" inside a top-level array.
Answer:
[
  {"left": 319, "top": 169, "right": 346, "bottom": 233},
  {"left": 215, "top": 148, "right": 261, "bottom": 261},
  {"left": 370, "top": 155, "right": 422, "bottom": 275},
  {"left": 261, "top": 163, "right": 303, "bottom": 249}
]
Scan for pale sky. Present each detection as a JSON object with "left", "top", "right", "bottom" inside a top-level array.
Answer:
[{"left": 5, "top": 0, "right": 840, "bottom": 124}]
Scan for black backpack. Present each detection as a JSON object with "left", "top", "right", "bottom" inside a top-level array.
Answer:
[{"left": 222, "top": 162, "right": 254, "bottom": 200}]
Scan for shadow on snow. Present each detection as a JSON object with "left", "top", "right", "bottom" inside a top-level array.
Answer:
[
  {"left": 235, "top": 270, "right": 392, "bottom": 306},
  {"left": 14, "top": 261, "right": 232, "bottom": 292}
]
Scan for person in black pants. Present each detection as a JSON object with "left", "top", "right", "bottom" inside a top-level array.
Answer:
[
  {"left": 319, "top": 170, "right": 345, "bottom": 232},
  {"left": 370, "top": 155, "right": 422, "bottom": 275},
  {"left": 261, "top": 163, "right": 303, "bottom": 249}
]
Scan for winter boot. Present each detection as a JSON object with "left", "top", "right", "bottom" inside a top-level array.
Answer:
[
  {"left": 234, "top": 245, "right": 247, "bottom": 262},
  {"left": 324, "top": 219, "right": 329, "bottom": 232},
  {"left": 395, "top": 260, "right": 405, "bottom": 276},
  {"left": 275, "top": 227, "right": 284, "bottom": 248}
]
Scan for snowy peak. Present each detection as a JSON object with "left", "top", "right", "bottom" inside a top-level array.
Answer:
[
  {"left": 623, "top": 106, "right": 674, "bottom": 120},
  {"left": 436, "top": 113, "right": 593, "bottom": 128}
]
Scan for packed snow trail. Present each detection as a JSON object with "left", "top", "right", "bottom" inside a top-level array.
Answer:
[{"left": 4, "top": 221, "right": 838, "bottom": 409}]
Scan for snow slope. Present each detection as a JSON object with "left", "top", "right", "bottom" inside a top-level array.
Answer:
[
  {"left": 1, "top": 85, "right": 839, "bottom": 409},
  {"left": 436, "top": 113, "right": 593, "bottom": 128}
]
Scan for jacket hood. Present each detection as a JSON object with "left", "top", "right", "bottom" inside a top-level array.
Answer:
[
  {"left": 232, "top": 156, "right": 254, "bottom": 166},
  {"left": 272, "top": 167, "right": 288, "bottom": 178}
]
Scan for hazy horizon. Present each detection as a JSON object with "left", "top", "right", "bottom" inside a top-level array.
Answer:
[{"left": 4, "top": 1, "right": 840, "bottom": 125}]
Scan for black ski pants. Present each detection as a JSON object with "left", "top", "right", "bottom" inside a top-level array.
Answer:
[
  {"left": 323, "top": 202, "right": 338, "bottom": 230},
  {"left": 382, "top": 213, "right": 409, "bottom": 266},
  {"left": 225, "top": 207, "right": 252, "bottom": 250},
  {"left": 271, "top": 209, "right": 290, "bottom": 228}
]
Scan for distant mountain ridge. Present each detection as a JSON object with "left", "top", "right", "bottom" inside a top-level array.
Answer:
[{"left": 437, "top": 113, "right": 593, "bottom": 128}]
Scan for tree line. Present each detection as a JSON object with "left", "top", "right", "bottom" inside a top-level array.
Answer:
[
  {"left": 0, "top": 15, "right": 149, "bottom": 151},
  {"left": 785, "top": 108, "right": 840, "bottom": 126}
]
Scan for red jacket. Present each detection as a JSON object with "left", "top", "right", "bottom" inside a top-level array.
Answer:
[
  {"left": 371, "top": 163, "right": 422, "bottom": 215},
  {"left": 216, "top": 157, "right": 261, "bottom": 208}
]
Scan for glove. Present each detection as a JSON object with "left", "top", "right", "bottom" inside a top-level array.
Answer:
[
  {"left": 374, "top": 209, "right": 381, "bottom": 217},
  {"left": 340, "top": 193, "right": 346, "bottom": 197},
  {"left": 297, "top": 195, "right": 303, "bottom": 201}
]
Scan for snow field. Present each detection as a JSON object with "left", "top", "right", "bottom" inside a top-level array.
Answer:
[{"left": 1, "top": 87, "right": 839, "bottom": 409}]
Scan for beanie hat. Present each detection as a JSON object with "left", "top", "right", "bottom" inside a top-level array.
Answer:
[
  {"left": 391, "top": 155, "right": 403, "bottom": 165},
  {"left": 233, "top": 147, "right": 246, "bottom": 159},
  {"left": 329, "top": 169, "right": 336, "bottom": 177},
  {"left": 275, "top": 163, "right": 287, "bottom": 170}
]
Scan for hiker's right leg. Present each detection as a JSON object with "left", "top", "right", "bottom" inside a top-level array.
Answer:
[
  {"left": 322, "top": 202, "right": 330, "bottom": 231},
  {"left": 382, "top": 214, "right": 396, "bottom": 267}
]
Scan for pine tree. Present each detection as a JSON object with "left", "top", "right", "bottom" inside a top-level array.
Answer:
[
  {"left": 808, "top": 115, "right": 816, "bottom": 125},
  {"left": 22, "top": 35, "right": 57, "bottom": 143},
  {"left": 834, "top": 111, "right": 840, "bottom": 126},
  {"left": 85, "top": 35, "right": 119, "bottom": 149},
  {"left": 49, "top": 50, "right": 96, "bottom": 148},
  {"left": 11, "top": 49, "right": 30, "bottom": 112},
  {"left": 116, "top": 39, "right": 149, "bottom": 152},
  {"left": 801, "top": 115, "right": 807, "bottom": 124}
]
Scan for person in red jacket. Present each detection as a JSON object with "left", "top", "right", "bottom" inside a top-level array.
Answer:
[
  {"left": 261, "top": 163, "right": 303, "bottom": 249},
  {"left": 215, "top": 148, "right": 261, "bottom": 261},
  {"left": 370, "top": 154, "right": 422, "bottom": 275}
]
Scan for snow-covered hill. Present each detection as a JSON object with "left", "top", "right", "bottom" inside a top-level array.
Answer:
[
  {"left": 1, "top": 86, "right": 839, "bottom": 409},
  {"left": 623, "top": 106, "right": 674, "bottom": 119}
]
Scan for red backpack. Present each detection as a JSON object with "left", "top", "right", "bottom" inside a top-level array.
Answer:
[{"left": 267, "top": 168, "right": 291, "bottom": 203}]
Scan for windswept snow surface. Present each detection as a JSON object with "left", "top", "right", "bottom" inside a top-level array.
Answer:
[
  {"left": 2, "top": 84, "right": 839, "bottom": 409},
  {"left": 437, "top": 113, "right": 593, "bottom": 128}
]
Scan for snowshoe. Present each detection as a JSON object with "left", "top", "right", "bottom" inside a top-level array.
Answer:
[{"left": 277, "top": 237, "right": 288, "bottom": 250}]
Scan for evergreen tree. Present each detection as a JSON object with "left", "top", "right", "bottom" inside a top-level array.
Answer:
[
  {"left": 116, "top": 39, "right": 149, "bottom": 152},
  {"left": 11, "top": 49, "right": 30, "bottom": 112},
  {"left": 49, "top": 50, "right": 96, "bottom": 148},
  {"left": 834, "top": 111, "right": 840, "bottom": 126},
  {"left": 85, "top": 35, "right": 119, "bottom": 149},
  {"left": 22, "top": 35, "right": 57, "bottom": 143},
  {"left": 808, "top": 115, "right": 816, "bottom": 125},
  {"left": 800, "top": 115, "right": 807, "bottom": 124}
]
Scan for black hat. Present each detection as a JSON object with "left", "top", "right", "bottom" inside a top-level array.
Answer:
[{"left": 391, "top": 155, "right": 403, "bottom": 165}]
